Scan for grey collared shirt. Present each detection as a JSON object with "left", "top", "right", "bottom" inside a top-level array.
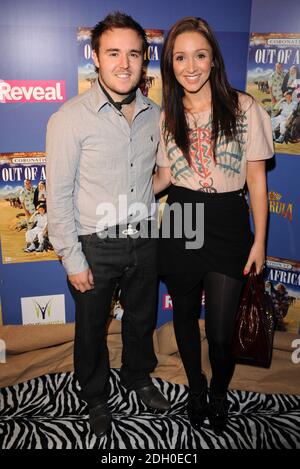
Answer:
[{"left": 46, "top": 83, "right": 160, "bottom": 275}]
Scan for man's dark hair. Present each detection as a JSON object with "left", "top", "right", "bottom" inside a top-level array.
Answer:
[{"left": 91, "top": 11, "right": 148, "bottom": 56}]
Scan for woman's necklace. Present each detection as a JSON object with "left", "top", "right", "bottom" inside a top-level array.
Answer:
[
  {"left": 184, "top": 99, "right": 211, "bottom": 130},
  {"left": 186, "top": 110, "right": 205, "bottom": 131},
  {"left": 189, "top": 111, "right": 200, "bottom": 130}
]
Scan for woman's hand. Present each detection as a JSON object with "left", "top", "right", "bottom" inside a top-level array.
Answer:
[
  {"left": 153, "top": 166, "right": 171, "bottom": 195},
  {"left": 243, "top": 241, "right": 265, "bottom": 275}
]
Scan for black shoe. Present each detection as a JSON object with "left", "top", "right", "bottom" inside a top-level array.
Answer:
[
  {"left": 89, "top": 402, "right": 112, "bottom": 437},
  {"left": 135, "top": 384, "right": 171, "bottom": 411},
  {"left": 208, "top": 395, "right": 230, "bottom": 435},
  {"left": 187, "top": 375, "right": 208, "bottom": 429}
]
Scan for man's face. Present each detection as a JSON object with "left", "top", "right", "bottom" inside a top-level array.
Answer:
[
  {"left": 285, "top": 93, "right": 292, "bottom": 102},
  {"left": 24, "top": 180, "right": 31, "bottom": 190},
  {"left": 92, "top": 28, "right": 143, "bottom": 101}
]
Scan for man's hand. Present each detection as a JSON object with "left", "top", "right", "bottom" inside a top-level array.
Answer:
[{"left": 68, "top": 268, "right": 94, "bottom": 293}]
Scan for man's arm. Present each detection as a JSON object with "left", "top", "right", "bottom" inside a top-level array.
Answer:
[
  {"left": 46, "top": 110, "right": 93, "bottom": 291},
  {"left": 19, "top": 191, "right": 30, "bottom": 217}
]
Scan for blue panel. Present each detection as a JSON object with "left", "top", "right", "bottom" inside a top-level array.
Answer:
[
  {"left": 247, "top": 0, "right": 300, "bottom": 269},
  {"left": 250, "top": 0, "right": 300, "bottom": 33},
  {"left": 0, "top": 260, "right": 75, "bottom": 325},
  {"left": 5, "top": 0, "right": 291, "bottom": 328},
  {"left": 0, "top": 25, "right": 78, "bottom": 151},
  {"left": 0, "top": 0, "right": 253, "bottom": 325},
  {"left": 266, "top": 154, "right": 300, "bottom": 261},
  {"left": 216, "top": 32, "right": 250, "bottom": 91},
  {"left": 0, "top": 0, "right": 252, "bottom": 31}
]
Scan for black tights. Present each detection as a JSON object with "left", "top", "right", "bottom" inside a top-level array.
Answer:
[{"left": 168, "top": 272, "right": 243, "bottom": 397}]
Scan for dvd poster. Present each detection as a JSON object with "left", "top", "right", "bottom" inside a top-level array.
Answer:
[
  {"left": 246, "top": 33, "right": 300, "bottom": 155},
  {"left": 77, "top": 27, "right": 164, "bottom": 105},
  {"left": 265, "top": 256, "right": 300, "bottom": 334},
  {"left": 0, "top": 152, "right": 58, "bottom": 264}
]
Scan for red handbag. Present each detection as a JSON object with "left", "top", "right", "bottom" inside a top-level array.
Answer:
[{"left": 232, "top": 265, "right": 275, "bottom": 368}]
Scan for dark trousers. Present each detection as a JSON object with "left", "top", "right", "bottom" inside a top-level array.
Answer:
[{"left": 68, "top": 234, "right": 158, "bottom": 408}]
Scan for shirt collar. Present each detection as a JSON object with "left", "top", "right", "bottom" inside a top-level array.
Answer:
[
  {"left": 135, "top": 88, "right": 152, "bottom": 113},
  {"left": 90, "top": 81, "right": 151, "bottom": 114}
]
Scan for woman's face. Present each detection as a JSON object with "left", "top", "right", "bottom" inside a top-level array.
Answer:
[{"left": 172, "top": 31, "right": 213, "bottom": 96}]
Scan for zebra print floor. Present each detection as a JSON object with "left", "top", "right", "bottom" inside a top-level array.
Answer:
[{"left": 0, "top": 370, "right": 299, "bottom": 449}]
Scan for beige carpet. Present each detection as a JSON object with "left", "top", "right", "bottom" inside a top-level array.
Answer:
[{"left": 1, "top": 319, "right": 300, "bottom": 394}]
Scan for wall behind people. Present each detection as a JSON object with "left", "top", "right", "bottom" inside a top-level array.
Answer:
[
  {"left": 0, "top": 0, "right": 299, "bottom": 332},
  {"left": 244, "top": 0, "right": 300, "bottom": 334}
]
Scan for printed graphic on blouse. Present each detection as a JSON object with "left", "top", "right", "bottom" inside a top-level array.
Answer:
[
  {"left": 189, "top": 126, "right": 216, "bottom": 192},
  {"left": 165, "top": 112, "right": 247, "bottom": 193}
]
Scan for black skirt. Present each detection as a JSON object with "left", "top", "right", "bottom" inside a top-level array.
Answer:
[{"left": 158, "top": 185, "right": 254, "bottom": 285}]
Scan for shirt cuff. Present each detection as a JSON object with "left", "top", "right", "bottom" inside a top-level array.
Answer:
[{"left": 62, "top": 251, "right": 89, "bottom": 276}]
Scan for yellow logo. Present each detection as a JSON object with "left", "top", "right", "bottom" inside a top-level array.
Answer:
[{"left": 268, "top": 191, "right": 293, "bottom": 221}]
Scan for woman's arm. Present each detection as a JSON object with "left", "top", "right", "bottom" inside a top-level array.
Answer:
[
  {"left": 153, "top": 166, "right": 171, "bottom": 195},
  {"left": 244, "top": 160, "right": 268, "bottom": 275}
]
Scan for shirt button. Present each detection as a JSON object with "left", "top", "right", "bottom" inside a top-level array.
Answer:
[
  {"left": 131, "top": 188, "right": 134, "bottom": 192},
  {"left": 130, "top": 163, "right": 133, "bottom": 167}
]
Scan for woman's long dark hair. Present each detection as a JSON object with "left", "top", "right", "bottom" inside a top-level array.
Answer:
[{"left": 161, "top": 17, "right": 241, "bottom": 163}]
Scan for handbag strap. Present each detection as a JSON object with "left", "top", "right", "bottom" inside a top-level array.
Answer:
[
  {"left": 250, "top": 264, "right": 265, "bottom": 294},
  {"left": 241, "top": 264, "right": 265, "bottom": 305}
]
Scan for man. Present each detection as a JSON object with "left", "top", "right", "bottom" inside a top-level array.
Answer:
[
  {"left": 46, "top": 12, "right": 170, "bottom": 437},
  {"left": 19, "top": 179, "right": 35, "bottom": 224},
  {"left": 273, "top": 284, "right": 290, "bottom": 331},
  {"left": 282, "top": 65, "right": 300, "bottom": 95},
  {"left": 271, "top": 89, "right": 297, "bottom": 143},
  {"left": 24, "top": 203, "right": 47, "bottom": 252},
  {"left": 268, "top": 62, "right": 284, "bottom": 105}
]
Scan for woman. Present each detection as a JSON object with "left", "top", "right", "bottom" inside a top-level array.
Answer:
[
  {"left": 154, "top": 17, "right": 273, "bottom": 434},
  {"left": 281, "top": 64, "right": 300, "bottom": 95},
  {"left": 33, "top": 181, "right": 47, "bottom": 208}
]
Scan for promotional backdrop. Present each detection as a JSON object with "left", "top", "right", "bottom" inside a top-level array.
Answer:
[{"left": 0, "top": 0, "right": 299, "bottom": 332}]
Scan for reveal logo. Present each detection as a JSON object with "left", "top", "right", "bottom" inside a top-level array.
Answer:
[
  {"left": 162, "top": 294, "right": 173, "bottom": 310},
  {"left": 0, "top": 80, "right": 66, "bottom": 103}
]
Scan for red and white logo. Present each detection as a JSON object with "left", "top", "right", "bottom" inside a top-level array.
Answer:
[
  {"left": 0, "top": 80, "right": 66, "bottom": 103},
  {"left": 162, "top": 294, "right": 173, "bottom": 310}
]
